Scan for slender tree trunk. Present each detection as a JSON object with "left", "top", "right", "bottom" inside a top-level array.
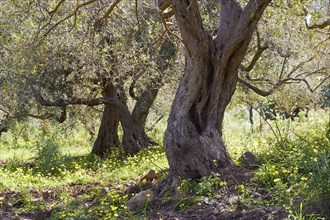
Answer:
[
  {"left": 92, "top": 85, "right": 120, "bottom": 156},
  {"left": 163, "top": 0, "right": 270, "bottom": 187},
  {"left": 132, "top": 88, "right": 159, "bottom": 146},
  {"left": 249, "top": 106, "right": 254, "bottom": 133},
  {"left": 124, "top": 37, "right": 176, "bottom": 152}
]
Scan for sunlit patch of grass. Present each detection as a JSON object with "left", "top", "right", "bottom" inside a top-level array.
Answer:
[
  {"left": 253, "top": 110, "right": 330, "bottom": 218},
  {"left": 0, "top": 145, "right": 168, "bottom": 192},
  {"left": 98, "top": 147, "right": 168, "bottom": 183},
  {"left": 0, "top": 108, "right": 328, "bottom": 219},
  {"left": 0, "top": 119, "right": 93, "bottom": 162}
]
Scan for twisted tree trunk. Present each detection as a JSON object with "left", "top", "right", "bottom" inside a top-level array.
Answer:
[
  {"left": 92, "top": 35, "right": 176, "bottom": 156},
  {"left": 119, "top": 101, "right": 150, "bottom": 155},
  {"left": 92, "top": 85, "right": 120, "bottom": 156},
  {"left": 163, "top": 0, "right": 270, "bottom": 187}
]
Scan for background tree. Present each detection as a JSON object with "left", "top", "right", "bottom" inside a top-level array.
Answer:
[
  {"left": 0, "top": 0, "right": 178, "bottom": 156},
  {"left": 233, "top": 0, "right": 330, "bottom": 127}
]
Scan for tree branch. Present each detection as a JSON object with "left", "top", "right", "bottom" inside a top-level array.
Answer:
[
  {"left": 158, "top": 0, "right": 172, "bottom": 11},
  {"left": 30, "top": 83, "right": 105, "bottom": 107},
  {"left": 287, "top": 57, "right": 314, "bottom": 77},
  {"left": 241, "top": 34, "right": 269, "bottom": 72},
  {"left": 239, "top": 72, "right": 329, "bottom": 97},
  {"left": 94, "top": 0, "right": 122, "bottom": 28},
  {"left": 48, "top": 0, "right": 66, "bottom": 16},
  {"left": 172, "top": 0, "right": 212, "bottom": 57},
  {"left": 159, "top": 16, "right": 182, "bottom": 42},
  {"left": 135, "top": 0, "right": 141, "bottom": 32},
  {"left": 0, "top": 107, "right": 11, "bottom": 116},
  {"left": 40, "top": 0, "right": 97, "bottom": 38},
  {"left": 129, "top": 71, "right": 143, "bottom": 101},
  {"left": 300, "top": 76, "right": 330, "bottom": 93},
  {"left": 27, "top": 106, "right": 67, "bottom": 123},
  {"left": 157, "top": 0, "right": 181, "bottom": 42},
  {"left": 303, "top": 7, "right": 330, "bottom": 30},
  {"left": 238, "top": 77, "right": 289, "bottom": 97},
  {"left": 158, "top": 0, "right": 174, "bottom": 20}
]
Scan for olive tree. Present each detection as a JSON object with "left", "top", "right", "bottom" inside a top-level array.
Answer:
[
  {"left": 160, "top": 0, "right": 329, "bottom": 187},
  {"left": 0, "top": 0, "right": 177, "bottom": 156}
]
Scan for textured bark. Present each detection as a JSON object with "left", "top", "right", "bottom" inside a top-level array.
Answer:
[
  {"left": 92, "top": 85, "right": 120, "bottom": 156},
  {"left": 120, "top": 102, "right": 149, "bottom": 155},
  {"left": 91, "top": 88, "right": 157, "bottom": 156},
  {"left": 164, "top": 0, "right": 270, "bottom": 186},
  {"left": 132, "top": 88, "right": 159, "bottom": 146}
]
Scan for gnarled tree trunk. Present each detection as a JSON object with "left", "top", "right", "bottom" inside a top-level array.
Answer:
[
  {"left": 163, "top": 0, "right": 270, "bottom": 186},
  {"left": 92, "top": 85, "right": 120, "bottom": 156},
  {"left": 92, "top": 35, "right": 176, "bottom": 156},
  {"left": 92, "top": 83, "right": 151, "bottom": 156},
  {"left": 119, "top": 101, "right": 150, "bottom": 155},
  {"left": 91, "top": 82, "right": 162, "bottom": 156}
]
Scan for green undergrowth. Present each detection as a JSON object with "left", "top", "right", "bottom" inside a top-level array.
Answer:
[
  {"left": 0, "top": 142, "right": 168, "bottom": 219},
  {"left": 254, "top": 112, "right": 330, "bottom": 219},
  {"left": 0, "top": 119, "right": 92, "bottom": 161},
  {"left": 0, "top": 109, "right": 329, "bottom": 219},
  {"left": 0, "top": 144, "right": 167, "bottom": 191}
]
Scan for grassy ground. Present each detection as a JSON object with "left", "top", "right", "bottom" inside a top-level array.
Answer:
[{"left": 0, "top": 108, "right": 329, "bottom": 219}]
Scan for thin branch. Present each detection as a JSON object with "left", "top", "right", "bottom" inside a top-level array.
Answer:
[
  {"left": 147, "top": 115, "right": 165, "bottom": 131},
  {"left": 303, "top": 7, "right": 330, "bottom": 30},
  {"left": 158, "top": 0, "right": 172, "bottom": 11},
  {"left": 39, "top": 0, "right": 97, "bottom": 39},
  {"left": 253, "top": 106, "right": 280, "bottom": 142},
  {"left": 300, "top": 75, "right": 330, "bottom": 92},
  {"left": 0, "top": 107, "right": 11, "bottom": 116},
  {"left": 295, "top": 68, "right": 327, "bottom": 78},
  {"left": 42, "top": 13, "right": 74, "bottom": 39},
  {"left": 135, "top": 0, "right": 140, "bottom": 32},
  {"left": 30, "top": 79, "right": 118, "bottom": 107},
  {"left": 94, "top": 0, "right": 122, "bottom": 28},
  {"left": 239, "top": 72, "right": 329, "bottom": 97},
  {"left": 34, "top": 93, "right": 105, "bottom": 107},
  {"left": 90, "top": 106, "right": 104, "bottom": 112},
  {"left": 238, "top": 77, "right": 291, "bottom": 97},
  {"left": 151, "top": 29, "right": 167, "bottom": 46},
  {"left": 161, "top": 8, "right": 175, "bottom": 19},
  {"left": 241, "top": 43, "right": 269, "bottom": 72},
  {"left": 160, "top": 16, "right": 182, "bottom": 42},
  {"left": 157, "top": 0, "right": 182, "bottom": 42},
  {"left": 129, "top": 69, "right": 145, "bottom": 101},
  {"left": 70, "top": 0, "right": 97, "bottom": 32},
  {"left": 287, "top": 57, "right": 314, "bottom": 77},
  {"left": 279, "top": 56, "right": 288, "bottom": 80},
  {"left": 242, "top": 74, "right": 273, "bottom": 84},
  {"left": 48, "top": 0, "right": 66, "bottom": 16}
]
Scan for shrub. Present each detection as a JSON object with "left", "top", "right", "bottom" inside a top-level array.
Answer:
[{"left": 33, "top": 138, "right": 67, "bottom": 176}]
